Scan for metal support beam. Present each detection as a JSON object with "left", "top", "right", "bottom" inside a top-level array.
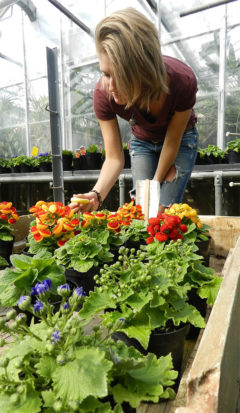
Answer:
[
  {"left": 217, "top": 6, "right": 227, "bottom": 150},
  {"left": 214, "top": 173, "right": 223, "bottom": 215},
  {"left": 180, "top": 0, "right": 237, "bottom": 17},
  {"left": 46, "top": 47, "right": 65, "bottom": 204},
  {"left": 47, "top": 0, "right": 93, "bottom": 36}
]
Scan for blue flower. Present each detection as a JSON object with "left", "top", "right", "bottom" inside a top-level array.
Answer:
[
  {"left": 52, "top": 330, "right": 61, "bottom": 343},
  {"left": 74, "top": 287, "right": 86, "bottom": 300},
  {"left": 57, "top": 284, "right": 70, "bottom": 297},
  {"left": 119, "top": 317, "right": 125, "bottom": 324},
  {"left": 31, "top": 279, "right": 52, "bottom": 297},
  {"left": 16, "top": 313, "right": 27, "bottom": 323},
  {"left": 33, "top": 300, "right": 44, "bottom": 314},
  {"left": 17, "top": 296, "right": 31, "bottom": 310},
  {"left": 61, "top": 301, "right": 70, "bottom": 313}
]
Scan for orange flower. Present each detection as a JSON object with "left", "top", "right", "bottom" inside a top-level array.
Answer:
[
  {"left": 95, "top": 213, "right": 106, "bottom": 220},
  {"left": 83, "top": 212, "right": 95, "bottom": 220},
  {"left": 33, "top": 232, "right": 43, "bottom": 242},
  {"left": 39, "top": 229, "right": 52, "bottom": 238},
  {"left": 107, "top": 221, "right": 120, "bottom": 231}
]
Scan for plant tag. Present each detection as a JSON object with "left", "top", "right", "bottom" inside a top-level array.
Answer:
[
  {"left": 136, "top": 179, "right": 160, "bottom": 219},
  {"left": 31, "top": 146, "right": 39, "bottom": 157}
]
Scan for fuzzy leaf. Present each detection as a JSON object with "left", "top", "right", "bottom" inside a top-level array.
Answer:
[
  {"left": 36, "top": 356, "right": 57, "bottom": 379},
  {"left": 79, "top": 289, "right": 116, "bottom": 320},
  {"left": 71, "top": 259, "right": 94, "bottom": 273},
  {"left": 0, "top": 387, "right": 42, "bottom": 413},
  {"left": 198, "top": 276, "right": 222, "bottom": 306},
  {"left": 0, "top": 284, "right": 25, "bottom": 306},
  {"left": 52, "top": 347, "right": 112, "bottom": 402},
  {"left": 10, "top": 253, "right": 33, "bottom": 269},
  {"left": 167, "top": 303, "right": 205, "bottom": 328}
]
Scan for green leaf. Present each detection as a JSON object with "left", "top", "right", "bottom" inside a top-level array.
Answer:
[
  {"left": 79, "top": 289, "right": 116, "bottom": 320},
  {"left": 14, "top": 268, "right": 38, "bottom": 289},
  {"left": 52, "top": 348, "right": 112, "bottom": 402},
  {"left": 36, "top": 356, "right": 58, "bottom": 380},
  {"left": 0, "top": 256, "right": 9, "bottom": 266},
  {"left": 10, "top": 254, "right": 33, "bottom": 269},
  {"left": 167, "top": 303, "right": 205, "bottom": 328},
  {"left": 198, "top": 276, "right": 222, "bottom": 305},
  {"left": 0, "top": 386, "right": 42, "bottom": 413},
  {"left": 0, "top": 284, "right": 25, "bottom": 307},
  {"left": 71, "top": 259, "right": 94, "bottom": 272}
]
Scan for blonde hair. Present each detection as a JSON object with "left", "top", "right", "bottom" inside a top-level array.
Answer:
[{"left": 95, "top": 7, "right": 168, "bottom": 110}]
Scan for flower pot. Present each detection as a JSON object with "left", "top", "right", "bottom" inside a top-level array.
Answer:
[
  {"left": 39, "top": 162, "right": 52, "bottom": 172},
  {"left": 227, "top": 149, "right": 240, "bottom": 163},
  {"left": 113, "top": 323, "right": 189, "bottom": 375},
  {"left": 124, "top": 149, "right": 131, "bottom": 169},
  {"left": 0, "top": 238, "right": 14, "bottom": 268},
  {"left": 72, "top": 157, "right": 82, "bottom": 170},
  {"left": 86, "top": 153, "right": 103, "bottom": 170},
  {"left": 0, "top": 166, "right": 10, "bottom": 174},
  {"left": 62, "top": 154, "right": 73, "bottom": 171},
  {"left": 65, "top": 267, "right": 99, "bottom": 295},
  {"left": 186, "top": 288, "right": 207, "bottom": 340},
  {"left": 196, "top": 235, "right": 211, "bottom": 266},
  {"left": 20, "top": 165, "right": 32, "bottom": 173},
  {"left": 11, "top": 165, "right": 21, "bottom": 173}
]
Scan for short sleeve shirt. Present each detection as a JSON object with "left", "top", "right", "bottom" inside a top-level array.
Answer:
[{"left": 93, "top": 55, "right": 198, "bottom": 142}]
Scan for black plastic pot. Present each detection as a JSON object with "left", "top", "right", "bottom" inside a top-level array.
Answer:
[
  {"left": 39, "top": 162, "right": 52, "bottom": 172},
  {"left": 62, "top": 154, "right": 73, "bottom": 171},
  {"left": 186, "top": 288, "right": 207, "bottom": 340},
  {"left": 227, "top": 149, "right": 240, "bottom": 163},
  {"left": 0, "top": 166, "right": 10, "bottom": 174},
  {"left": 11, "top": 165, "right": 21, "bottom": 173},
  {"left": 124, "top": 149, "right": 131, "bottom": 169},
  {"left": 20, "top": 165, "right": 32, "bottom": 173},
  {"left": 196, "top": 235, "right": 211, "bottom": 267},
  {"left": 113, "top": 323, "right": 189, "bottom": 374},
  {"left": 65, "top": 267, "right": 99, "bottom": 295},
  {"left": 86, "top": 153, "right": 103, "bottom": 170},
  {"left": 0, "top": 238, "right": 14, "bottom": 266}
]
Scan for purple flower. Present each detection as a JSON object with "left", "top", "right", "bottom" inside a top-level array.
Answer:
[
  {"left": 119, "top": 317, "right": 125, "bottom": 324},
  {"left": 57, "top": 284, "right": 70, "bottom": 297},
  {"left": 31, "top": 279, "right": 52, "bottom": 297},
  {"left": 74, "top": 287, "right": 86, "bottom": 300},
  {"left": 17, "top": 296, "right": 31, "bottom": 310},
  {"left": 33, "top": 300, "right": 44, "bottom": 314},
  {"left": 61, "top": 301, "right": 70, "bottom": 312},
  {"left": 16, "top": 313, "right": 27, "bottom": 323},
  {"left": 52, "top": 330, "right": 61, "bottom": 343}
]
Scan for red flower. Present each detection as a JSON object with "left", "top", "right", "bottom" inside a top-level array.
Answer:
[
  {"left": 155, "top": 232, "right": 168, "bottom": 242},
  {"left": 147, "top": 224, "right": 156, "bottom": 236},
  {"left": 179, "top": 224, "right": 188, "bottom": 233},
  {"left": 146, "top": 236, "right": 154, "bottom": 244}
]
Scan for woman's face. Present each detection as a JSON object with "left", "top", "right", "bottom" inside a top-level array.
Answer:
[{"left": 99, "top": 52, "right": 126, "bottom": 105}]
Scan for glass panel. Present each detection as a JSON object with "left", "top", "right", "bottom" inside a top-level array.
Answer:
[
  {"left": 0, "top": 6, "right": 24, "bottom": 88},
  {"left": 0, "top": 85, "right": 25, "bottom": 127},
  {"left": 0, "top": 126, "right": 26, "bottom": 158},
  {"left": 28, "top": 78, "right": 49, "bottom": 123},
  {"left": 28, "top": 121, "right": 51, "bottom": 154},
  {"left": 225, "top": 25, "right": 240, "bottom": 143}
]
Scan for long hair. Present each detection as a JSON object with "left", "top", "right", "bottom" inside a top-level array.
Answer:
[{"left": 95, "top": 7, "right": 168, "bottom": 110}]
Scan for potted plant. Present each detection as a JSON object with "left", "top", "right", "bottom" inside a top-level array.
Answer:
[
  {"left": 0, "top": 201, "right": 19, "bottom": 268},
  {"left": 11, "top": 155, "right": 39, "bottom": 173},
  {"left": 122, "top": 142, "right": 131, "bottom": 169},
  {"left": 37, "top": 152, "right": 52, "bottom": 172},
  {"left": 0, "top": 158, "right": 11, "bottom": 174},
  {"left": 27, "top": 201, "right": 80, "bottom": 255},
  {"left": 86, "top": 144, "right": 102, "bottom": 170},
  {"left": 196, "top": 145, "right": 226, "bottom": 165},
  {"left": 79, "top": 239, "right": 221, "bottom": 374},
  {"left": 226, "top": 138, "right": 240, "bottom": 163},
  {"left": 0, "top": 279, "right": 178, "bottom": 412},
  {"left": 62, "top": 149, "right": 73, "bottom": 171},
  {"left": 0, "top": 252, "right": 66, "bottom": 309}
]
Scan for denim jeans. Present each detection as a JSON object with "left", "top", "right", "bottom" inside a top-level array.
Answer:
[{"left": 129, "top": 126, "right": 199, "bottom": 207}]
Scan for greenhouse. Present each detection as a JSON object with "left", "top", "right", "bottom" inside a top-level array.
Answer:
[{"left": 0, "top": 1, "right": 240, "bottom": 412}]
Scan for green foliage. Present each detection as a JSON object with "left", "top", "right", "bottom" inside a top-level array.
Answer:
[
  {"left": 86, "top": 144, "right": 99, "bottom": 153},
  {"left": 37, "top": 153, "right": 52, "bottom": 164},
  {"left": 0, "top": 283, "right": 177, "bottom": 412},
  {"left": 80, "top": 240, "right": 221, "bottom": 349},
  {"left": 0, "top": 252, "right": 65, "bottom": 307},
  {"left": 62, "top": 150, "right": 73, "bottom": 156},
  {"left": 226, "top": 138, "right": 240, "bottom": 153},
  {"left": 54, "top": 228, "right": 125, "bottom": 272},
  {"left": 0, "top": 158, "right": 11, "bottom": 168},
  {"left": 198, "top": 145, "right": 226, "bottom": 159},
  {"left": 11, "top": 155, "right": 39, "bottom": 168}
]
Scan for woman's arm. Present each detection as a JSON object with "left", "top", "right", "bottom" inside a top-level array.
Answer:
[
  {"left": 70, "top": 118, "right": 124, "bottom": 212},
  {"left": 153, "top": 109, "right": 192, "bottom": 183}
]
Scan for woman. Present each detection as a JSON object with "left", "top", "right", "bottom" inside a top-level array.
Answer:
[{"left": 70, "top": 7, "right": 198, "bottom": 214}]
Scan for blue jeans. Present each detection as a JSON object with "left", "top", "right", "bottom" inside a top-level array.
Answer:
[{"left": 129, "top": 126, "right": 199, "bottom": 207}]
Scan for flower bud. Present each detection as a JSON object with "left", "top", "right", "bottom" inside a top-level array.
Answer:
[
  {"left": 53, "top": 400, "right": 63, "bottom": 412},
  {"left": 17, "top": 296, "right": 31, "bottom": 311},
  {"left": 10, "top": 393, "right": 20, "bottom": 406},
  {"left": 6, "top": 309, "right": 17, "bottom": 321}
]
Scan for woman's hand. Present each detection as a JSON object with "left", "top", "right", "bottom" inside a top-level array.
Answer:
[{"left": 69, "top": 192, "right": 99, "bottom": 213}]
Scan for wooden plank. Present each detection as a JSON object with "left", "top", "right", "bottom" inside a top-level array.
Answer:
[{"left": 175, "top": 237, "right": 240, "bottom": 413}]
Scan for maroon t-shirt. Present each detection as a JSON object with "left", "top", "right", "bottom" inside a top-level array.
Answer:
[{"left": 93, "top": 55, "right": 198, "bottom": 142}]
